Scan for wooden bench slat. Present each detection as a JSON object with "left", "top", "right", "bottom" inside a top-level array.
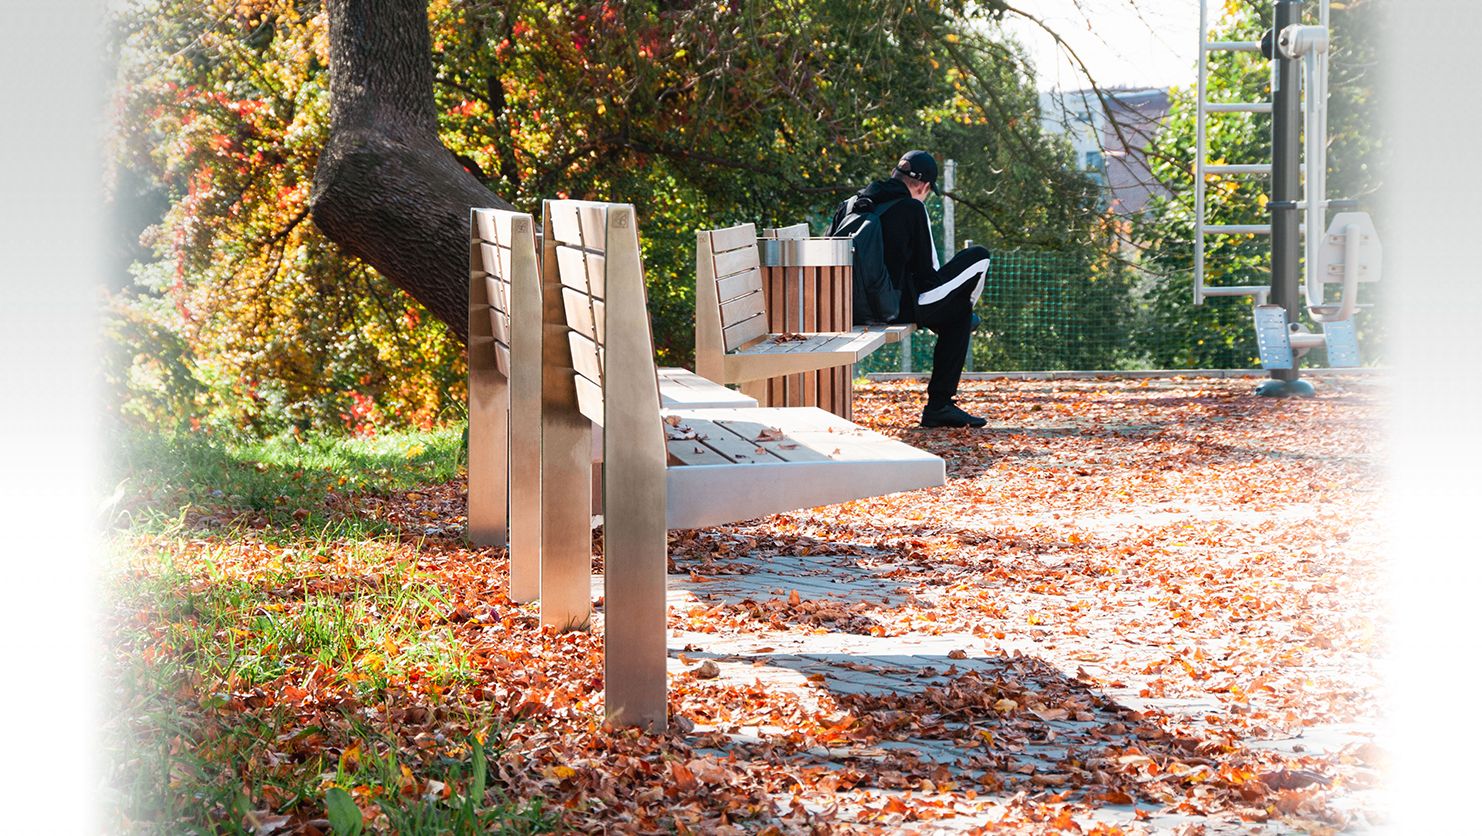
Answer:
[
  {"left": 573, "top": 372, "right": 604, "bottom": 426},
  {"left": 548, "top": 201, "right": 584, "bottom": 246},
  {"left": 676, "top": 416, "right": 785, "bottom": 464},
  {"left": 666, "top": 439, "right": 730, "bottom": 466},
  {"left": 474, "top": 208, "right": 511, "bottom": 244},
  {"left": 720, "top": 291, "right": 767, "bottom": 327},
  {"left": 479, "top": 242, "right": 513, "bottom": 284},
  {"left": 715, "top": 268, "right": 762, "bottom": 302},
  {"left": 473, "top": 209, "right": 495, "bottom": 242},
  {"left": 555, "top": 245, "right": 606, "bottom": 299},
  {"left": 756, "top": 437, "right": 833, "bottom": 462},
  {"left": 592, "top": 297, "right": 606, "bottom": 344},
  {"left": 575, "top": 202, "right": 607, "bottom": 252},
  {"left": 656, "top": 368, "right": 759, "bottom": 409},
  {"left": 494, "top": 341, "right": 510, "bottom": 377},
  {"left": 722, "top": 311, "right": 770, "bottom": 352},
  {"left": 568, "top": 331, "right": 603, "bottom": 384},
  {"left": 760, "top": 222, "right": 809, "bottom": 239},
  {"left": 487, "top": 307, "right": 509, "bottom": 345},
  {"left": 713, "top": 244, "right": 759, "bottom": 280},
  {"left": 561, "top": 287, "right": 597, "bottom": 343},
  {"left": 709, "top": 222, "right": 756, "bottom": 254},
  {"left": 485, "top": 275, "right": 508, "bottom": 314},
  {"left": 790, "top": 334, "right": 840, "bottom": 353}
]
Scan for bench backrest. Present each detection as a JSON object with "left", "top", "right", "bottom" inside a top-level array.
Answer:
[
  {"left": 468, "top": 208, "right": 541, "bottom": 592},
  {"left": 543, "top": 200, "right": 665, "bottom": 428},
  {"left": 469, "top": 212, "right": 517, "bottom": 379},
  {"left": 695, "top": 223, "right": 770, "bottom": 369}
]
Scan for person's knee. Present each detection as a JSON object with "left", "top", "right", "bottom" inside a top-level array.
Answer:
[{"left": 965, "top": 245, "right": 990, "bottom": 262}]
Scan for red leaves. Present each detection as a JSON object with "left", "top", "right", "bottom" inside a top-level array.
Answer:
[{"left": 107, "top": 378, "right": 1385, "bottom": 832}]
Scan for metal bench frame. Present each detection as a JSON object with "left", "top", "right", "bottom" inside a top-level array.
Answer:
[
  {"left": 537, "top": 200, "right": 944, "bottom": 730},
  {"left": 467, "top": 209, "right": 755, "bottom": 603}
]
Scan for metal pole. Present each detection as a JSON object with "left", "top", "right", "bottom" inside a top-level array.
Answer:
[
  {"left": 1194, "top": 0, "right": 1208, "bottom": 305},
  {"left": 943, "top": 159, "right": 956, "bottom": 262},
  {"left": 1265, "top": 0, "right": 1304, "bottom": 391},
  {"left": 943, "top": 160, "right": 971, "bottom": 372}
]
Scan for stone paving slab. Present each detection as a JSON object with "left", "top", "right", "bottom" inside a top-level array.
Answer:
[{"left": 587, "top": 538, "right": 1380, "bottom": 834}]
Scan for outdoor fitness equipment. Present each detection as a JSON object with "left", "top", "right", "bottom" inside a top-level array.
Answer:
[{"left": 1194, "top": 0, "right": 1381, "bottom": 397}]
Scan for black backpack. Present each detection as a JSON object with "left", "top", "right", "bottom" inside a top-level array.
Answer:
[{"left": 830, "top": 196, "right": 902, "bottom": 325}]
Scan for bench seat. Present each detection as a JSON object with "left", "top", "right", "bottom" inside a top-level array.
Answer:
[
  {"left": 661, "top": 407, "right": 943, "bottom": 529},
  {"left": 722, "top": 329, "right": 892, "bottom": 381},
  {"left": 855, "top": 323, "right": 916, "bottom": 344},
  {"left": 656, "top": 367, "right": 758, "bottom": 409}
]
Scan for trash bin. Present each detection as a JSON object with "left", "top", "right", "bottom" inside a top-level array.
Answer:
[{"left": 757, "top": 225, "right": 857, "bottom": 419}]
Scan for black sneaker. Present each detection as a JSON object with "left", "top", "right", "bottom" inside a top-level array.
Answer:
[{"left": 920, "top": 401, "right": 987, "bottom": 428}]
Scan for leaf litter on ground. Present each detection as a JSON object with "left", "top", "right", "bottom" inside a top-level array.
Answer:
[{"left": 103, "top": 377, "right": 1385, "bottom": 833}]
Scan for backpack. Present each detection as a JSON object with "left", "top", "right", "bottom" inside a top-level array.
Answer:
[{"left": 830, "top": 196, "right": 902, "bottom": 325}]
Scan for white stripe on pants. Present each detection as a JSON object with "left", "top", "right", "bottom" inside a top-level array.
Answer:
[{"left": 917, "top": 254, "right": 990, "bottom": 307}]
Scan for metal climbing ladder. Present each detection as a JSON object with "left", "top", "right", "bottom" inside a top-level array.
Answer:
[
  {"left": 1193, "top": 0, "right": 1283, "bottom": 305},
  {"left": 1195, "top": 0, "right": 1379, "bottom": 390}
]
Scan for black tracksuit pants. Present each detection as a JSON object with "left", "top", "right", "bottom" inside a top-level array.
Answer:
[{"left": 913, "top": 245, "right": 991, "bottom": 407}]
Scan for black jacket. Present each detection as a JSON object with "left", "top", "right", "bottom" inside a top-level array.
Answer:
[{"left": 828, "top": 178, "right": 937, "bottom": 324}]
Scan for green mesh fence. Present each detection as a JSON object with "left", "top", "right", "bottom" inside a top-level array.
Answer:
[{"left": 854, "top": 247, "right": 1381, "bottom": 374}]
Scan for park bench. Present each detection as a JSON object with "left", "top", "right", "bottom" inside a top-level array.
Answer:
[
  {"left": 466, "top": 208, "right": 756, "bottom": 603},
  {"left": 695, "top": 222, "right": 914, "bottom": 413},
  {"left": 537, "top": 199, "right": 945, "bottom": 729}
]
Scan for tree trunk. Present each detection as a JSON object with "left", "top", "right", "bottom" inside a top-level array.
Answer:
[{"left": 310, "top": 0, "right": 510, "bottom": 344}]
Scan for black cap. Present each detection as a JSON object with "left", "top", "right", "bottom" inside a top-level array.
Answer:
[{"left": 895, "top": 150, "right": 939, "bottom": 193}]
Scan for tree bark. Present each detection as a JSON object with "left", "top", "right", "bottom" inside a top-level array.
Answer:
[{"left": 310, "top": 0, "right": 510, "bottom": 344}]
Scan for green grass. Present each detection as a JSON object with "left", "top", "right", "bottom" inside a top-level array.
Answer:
[
  {"left": 105, "top": 424, "right": 467, "bottom": 532},
  {"left": 103, "top": 422, "right": 558, "bottom": 833}
]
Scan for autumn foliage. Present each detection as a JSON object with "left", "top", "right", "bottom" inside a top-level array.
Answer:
[
  {"left": 105, "top": 0, "right": 1101, "bottom": 436},
  {"left": 106, "top": 378, "right": 1384, "bottom": 832}
]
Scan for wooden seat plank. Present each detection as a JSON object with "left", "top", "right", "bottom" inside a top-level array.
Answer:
[
  {"left": 561, "top": 287, "right": 597, "bottom": 342},
  {"left": 716, "top": 268, "right": 761, "bottom": 302},
  {"left": 722, "top": 313, "right": 770, "bottom": 351},
  {"left": 555, "top": 245, "right": 606, "bottom": 299},
  {"left": 675, "top": 416, "right": 786, "bottom": 464},
  {"left": 714, "top": 244, "right": 760, "bottom": 279},
  {"left": 720, "top": 291, "right": 767, "bottom": 327},
  {"left": 709, "top": 222, "right": 757, "bottom": 254},
  {"left": 666, "top": 440, "right": 730, "bottom": 466}
]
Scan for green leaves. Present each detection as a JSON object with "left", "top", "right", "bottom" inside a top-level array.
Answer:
[{"left": 324, "top": 787, "right": 363, "bottom": 835}]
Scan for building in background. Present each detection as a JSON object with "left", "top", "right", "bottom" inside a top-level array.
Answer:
[{"left": 1040, "top": 87, "right": 1171, "bottom": 217}]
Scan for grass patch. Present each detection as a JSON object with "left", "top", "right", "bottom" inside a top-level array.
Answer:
[
  {"left": 103, "top": 531, "right": 543, "bottom": 833},
  {"left": 106, "top": 425, "right": 466, "bottom": 532}
]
